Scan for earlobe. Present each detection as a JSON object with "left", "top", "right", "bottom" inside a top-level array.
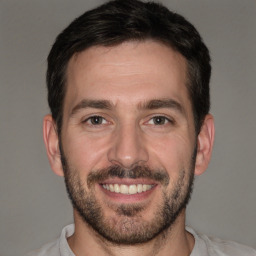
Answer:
[
  {"left": 194, "top": 114, "right": 215, "bottom": 176},
  {"left": 43, "top": 115, "right": 64, "bottom": 177}
]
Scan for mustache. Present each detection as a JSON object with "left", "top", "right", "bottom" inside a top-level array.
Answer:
[{"left": 87, "top": 165, "right": 170, "bottom": 188}]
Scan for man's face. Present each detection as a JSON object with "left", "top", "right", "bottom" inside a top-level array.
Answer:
[{"left": 60, "top": 41, "right": 197, "bottom": 244}]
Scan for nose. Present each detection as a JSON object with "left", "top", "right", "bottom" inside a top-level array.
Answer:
[{"left": 107, "top": 123, "right": 149, "bottom": 169}]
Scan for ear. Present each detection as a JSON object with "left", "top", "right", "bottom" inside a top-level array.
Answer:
[
  {"left": 43, "top": 114, "right": 64, "bottom": 177},
  {"left": 194, "top": 114, "right": 215, "bottom": 176}
]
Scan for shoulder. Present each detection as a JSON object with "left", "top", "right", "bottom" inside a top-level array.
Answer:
[
  {"left": 26, "top": 224, "right": 75, "bottom": 256},
  {"left": 187, "top": 227, "right": 256, "bottom": 256},
  {"left": 202, "top": 234, "right": 256, "bottom": 256}
]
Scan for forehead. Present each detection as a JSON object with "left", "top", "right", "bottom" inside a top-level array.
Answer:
[{"left": 65, "top": 41, "right": 190, "bottom": 111}]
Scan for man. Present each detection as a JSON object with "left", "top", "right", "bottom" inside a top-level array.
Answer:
[{"left": 29, "top": 0, "right": 256, "bottom": 255}]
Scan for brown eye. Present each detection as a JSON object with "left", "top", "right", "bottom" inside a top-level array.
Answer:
[
  {"left": 86, "top": 116, "right": 106, "bottom": 125},
  {"left": 152, "top": 116, "right": 168, "bottom": 125}
]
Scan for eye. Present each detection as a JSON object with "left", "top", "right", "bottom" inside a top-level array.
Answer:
[
  {"left": 84, "top": 115, "right": 108, "bottom": 125},
  {"left": 148, "top": 116, "right": 172, "bottom": 125}
]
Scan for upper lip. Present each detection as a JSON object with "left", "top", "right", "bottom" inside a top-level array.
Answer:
[{"left": 99, "top": 178, "right": 157, "bottom": 186}]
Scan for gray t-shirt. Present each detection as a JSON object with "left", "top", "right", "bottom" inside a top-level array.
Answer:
[{"left": 27, "top": 224, "right": 256, "bottom": 256}]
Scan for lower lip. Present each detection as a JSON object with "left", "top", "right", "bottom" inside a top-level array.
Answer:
[{"left": 98, "top": 184, "right": 157, "bottom": 203}]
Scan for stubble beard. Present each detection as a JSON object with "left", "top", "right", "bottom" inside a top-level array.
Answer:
[{"left": 60, "top": 144, "right": 196, "bottom": 245}]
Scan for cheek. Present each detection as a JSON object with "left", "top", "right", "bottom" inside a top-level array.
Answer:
[
  {"left": 147, "top": 133, "right": 194, "bottom": 177},
  {"left": 63, "top": 133, "right": 112, "bottom": 175}
]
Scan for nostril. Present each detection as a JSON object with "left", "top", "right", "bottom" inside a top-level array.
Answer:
[
  {"left": 107, "top": 126, "right": 149, "bottom": 168},
  {"left": 108, "top": 158, "right": 148, "bottom": 170}
]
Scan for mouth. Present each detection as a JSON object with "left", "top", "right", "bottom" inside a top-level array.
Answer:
[
  {"left": 98, "top": 177, "right": 158, "bottom": 204},
  {"left": 101, "top": 183, "right": 154, "bottom": 195}
]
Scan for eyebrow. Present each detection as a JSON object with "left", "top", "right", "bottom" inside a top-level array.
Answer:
[
  {"left": 139, "top": 99, "right": 184, "bottom": 115},
  {"left": 70, "top": 98, "right": 184, "bottom": 116},
  {"left": 71, "top": 99, "right": 113, "bottom": 116}
]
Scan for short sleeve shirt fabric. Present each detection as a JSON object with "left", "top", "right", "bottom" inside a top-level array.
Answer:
[{"left": 27, "top": 224, "right": 256, "bottom": 256}]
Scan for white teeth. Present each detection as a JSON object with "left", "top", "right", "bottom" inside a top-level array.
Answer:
[
  {"left": 129, "top": 185, "right": 137, "bottom": 195},
  {"left": 137, "top": 184, "right": 143, "bottom": 193},
  {"left": 143, "top": 184, "right": 151, "bottom": 192},
  {"left": 102, "top": 183, "right": 153, "bottom": 195},
  {"left": 109, "top": 184, "right": 114, "bottom": 192},
  {"left": 120, "top": 184, "right": 129, "bottom": 194},
  {"left": 114, "top": 184, "right": 120, "bottom": 193}
]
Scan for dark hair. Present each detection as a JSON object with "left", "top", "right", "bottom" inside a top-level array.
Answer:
[{"left": 47, "top": 0, "right": 211, "bottom": 135}]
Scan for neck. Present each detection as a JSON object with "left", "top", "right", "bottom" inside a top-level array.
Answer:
[{"left": 68, "top": 209, "right": 195, "bottom": 256}]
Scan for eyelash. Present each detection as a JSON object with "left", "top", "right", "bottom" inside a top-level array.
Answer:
[
  {"left": 147, "top": 115, "right": 174, "bottom": 126},
  {"left": 82, "top": 115, "right": 174, "bottom": 127},
  {"left": 83, "top": 115, "right": 108, "bottom": 126}
]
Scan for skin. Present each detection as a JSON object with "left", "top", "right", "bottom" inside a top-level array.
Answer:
[{"left": 43, "top": 41, "right": 215, "bottom": 256}]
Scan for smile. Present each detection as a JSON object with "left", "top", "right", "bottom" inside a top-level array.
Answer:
[{"left": 102, "top": 184, "right": 154, "bottom": 195}]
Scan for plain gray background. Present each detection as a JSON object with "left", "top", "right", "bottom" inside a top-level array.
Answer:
[{"left": 0, "top": 0, "right": 255, "bottom": 255}]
